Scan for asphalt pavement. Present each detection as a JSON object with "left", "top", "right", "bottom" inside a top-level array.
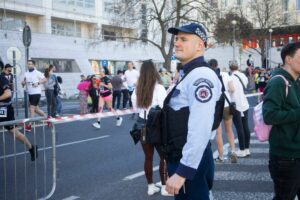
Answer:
[{"left": 0, "top": 97, "right": 275, "bottom": 200}]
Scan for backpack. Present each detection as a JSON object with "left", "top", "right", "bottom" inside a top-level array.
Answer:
[{"left": 253, "top": 75, "right": 289, "bottom": 142}]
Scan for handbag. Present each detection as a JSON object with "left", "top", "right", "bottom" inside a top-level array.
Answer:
[
  {"left": 224, "top": 92, "right": 236, "bottom": 115},
  {"left": 129, "top": 111, "right": 147, "bottom": 145}
]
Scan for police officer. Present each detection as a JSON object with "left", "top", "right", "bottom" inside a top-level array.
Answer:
[
  {"left": 164, "top": 23, "right": 222, "bottom": 199},
  {"left": 0, "top": 71, "right": 38, "bottom": 161}
]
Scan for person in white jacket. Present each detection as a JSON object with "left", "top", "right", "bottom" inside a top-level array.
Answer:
[{"left": 131, "top": 60, "right": 171, "bottom": 196}]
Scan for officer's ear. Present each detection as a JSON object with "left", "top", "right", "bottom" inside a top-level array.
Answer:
[{"left": 195, "top": 36, "right": 205, "bottom": 52}]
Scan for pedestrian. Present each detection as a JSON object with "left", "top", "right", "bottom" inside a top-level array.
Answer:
[
  {"left": 44, "top": 65, "right": 57, "bottom": 118},
  {"left": 229, "top": 60, "right": 251, "bottom": 158},
  {"left": 92, "top": 68, "right": 122, "bottom": 129},
  {"left": 77, "top": 77, "right": 90, "bottom": 115},
  {"left": 1, "top": 64, "right": 14, "bottom": 95},
  {"left": 89, "top": 77, "right": 99, "bottom": 113},
  {"left": 80, "top": 74, "right": 86, "bottom": 82},
  {"left": 120, "top": 70, "right": 129, "bottom": 109},
  {"left": 164, "top": 23, "right": 222, "bottom": 199},
  {"left": 209, "top": 59, "right": 238, "bottom": 164},
  {"left": 159, "top": 68, "right": 172, "bottom": 90},
  {"left": 263, "top": 42, "right": 300, "bottom": 200},
  {"left": 131, "top": 60, "right": 171, "bottom": 196},
  {"left": 56, "top": 76, "right": 65, "bottom": 116},
  {"left": 111, "top": 70, "right": 123, "bottom": 110},
  {"left": 0, "top": 71, "right": 38, "bottom": 161},
  {"left": 21, "top": 60, "right": 47, "bottom": 132},
  {"left": 246, "top": 54, "right": 254, "bottom": 67},
  {"left": 124, "top": 62, "right": 139, "bottom": 109}
]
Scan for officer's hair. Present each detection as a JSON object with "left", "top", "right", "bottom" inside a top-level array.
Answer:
[
  {"left": 281, "top": 42, "right": 300, "bottom": 65},
  {"left": 135, "top": 60, "right": 161, "bottom": 109},
  {"left": 28, "top": 59, "right": 36, "bottom": 65}
]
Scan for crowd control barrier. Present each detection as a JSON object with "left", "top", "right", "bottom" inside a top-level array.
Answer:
[{"left": 0, "top": 117, "right": 56, "bottom": 200}]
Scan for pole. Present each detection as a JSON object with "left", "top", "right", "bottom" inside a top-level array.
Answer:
[
  {"left": 233, "top": 24, "right": 236, "bottom": 61},
  {"left": 269, "top": 31, "right": 272, "bottom": 69},
  {"left": 12, "top": 51, "right": 19, "bottom": 116},
  {"left": 24, "top": 47, "right": 29, "bottom": 118}
]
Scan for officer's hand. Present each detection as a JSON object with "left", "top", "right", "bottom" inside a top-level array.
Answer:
[{"left": 166, "top": 173, "right": 186, "bottom": 195}]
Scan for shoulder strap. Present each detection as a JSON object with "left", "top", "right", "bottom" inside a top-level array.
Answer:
[
  {"left": 234, "top": 74, "right": 246, "bottom": 91},
  {"left": 271, "top": 75, "right": 289, "bottom": 97},
  {"left": 164, "top": 62, "right": 211, "bottom": 105}
]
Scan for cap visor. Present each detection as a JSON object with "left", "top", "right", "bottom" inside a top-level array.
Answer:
[{"left": 168, "top": 27, "right": 194, "bottom": 35}]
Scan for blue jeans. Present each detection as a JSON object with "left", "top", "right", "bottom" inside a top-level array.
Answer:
[
  {"left": 269, "top": 154, "right": 300, "bottom": 200},
  {"left": 45, "top": 89, "right": 56, "bottom": 117},
  {"left": 167, "top": 145, "right": 214, "bottom": 200},
  {"left": 56, "top": 96, "right": 62, "bottom": 115}
]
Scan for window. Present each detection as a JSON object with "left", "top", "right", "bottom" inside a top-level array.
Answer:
[
  {"left": 237, "top": 0, "right": 242, "bottom": 6},
  {"left": 34, "top": 58, "right": 81, "bottom": 73},
  {"left": 283, "top": 0, "right": 289, "bottom": 11},
  {"left": 288, "top": 36, "right": 293, "bottom": 43},
  {"left": 103, "top": 30, "right": 116, "bottom": 41},
  {"left": 297, "top": 0, "right": 300, "bottom": 10},
  {"left": 52, "top": 0, "right": 95, "bottom": 14},
  {"left": 0, "top": 13, "right": 25, "bottom": 31},
  {"left": 52, "top": 20, "right": 81, "bottom": 37},
  {"left": 104, "top": 2, "right": 120, "bottom": 15}
]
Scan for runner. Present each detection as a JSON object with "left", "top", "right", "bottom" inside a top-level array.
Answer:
[
  {"left": 92, "top": 68, "right": 123, "bottom": 129},
  {"left": 21, "top": 60, "right": 47, "bottom": 132}
]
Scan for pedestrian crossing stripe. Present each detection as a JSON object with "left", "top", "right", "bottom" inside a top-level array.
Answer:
[
  {"left": 211, "top": 191, "right": 273, "bottom": 200},
  {"left": 214, "top": 171, "right": 271, "bottom": 181}
]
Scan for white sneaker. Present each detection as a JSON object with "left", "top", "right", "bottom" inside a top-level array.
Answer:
[
  {"left": 161, "top": 185, "right": 173, "bottom": 196},
  {"left": 245, "top": 149, "right": 251, "bottom": 156},
  {"left": 235, "top": 150, "right": 247, "bottom": 158},
  {"left": 147, "top": 184, "right": 160, "bottom": 195},
  {"left": 92, "top": 122, "right": 101, "bottom": 129},
  {"left": 155, "top": 181, "right": 162, "bottom": 188},
  {"left": 116, "top": 117, "right": 123, "bottom": 126}
]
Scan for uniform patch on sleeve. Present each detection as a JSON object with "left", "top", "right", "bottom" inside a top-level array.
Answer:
[{"left": 195, "top": 85, "right": 212, "bottom": 103}]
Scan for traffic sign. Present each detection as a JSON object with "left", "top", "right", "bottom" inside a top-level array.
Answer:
[
  {"left": 23, "top": 25, "right": 32, "bottom": 47},
  {"left": 7, "top": 47, "right": 22, "bottom": 62}
]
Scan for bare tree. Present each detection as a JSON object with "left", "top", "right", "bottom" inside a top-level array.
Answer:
[
  {"left": 249, "top": 0, "right": 283, "bottom": 67},
  {"left": 93, "top": 0, "right": 217, "bottom": 70},
  {"left": 213, "top": 12, "right": 253, "bottom": 45}
]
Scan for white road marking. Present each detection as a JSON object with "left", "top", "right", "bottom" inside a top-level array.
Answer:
[
  {"left": 123, "top": 166, "right": 159, "bottom": 181},
  {"left": 62, "top": 196, "right": 80, "bottom": 200},
  {"left": 0, "top": 135, "right": 110, "bottom": 160}
]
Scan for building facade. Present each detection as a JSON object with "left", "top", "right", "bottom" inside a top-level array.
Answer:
[{"left": 0, "top": 0, "right": 163, "bottom": 97}]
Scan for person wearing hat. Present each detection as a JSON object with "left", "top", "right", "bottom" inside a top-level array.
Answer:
[{"left": 163, "top": 23, "right": 222, "bottom": 199}]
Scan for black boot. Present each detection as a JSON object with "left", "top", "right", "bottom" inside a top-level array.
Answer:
[{"left": 29, "top": 145, "right": 38, "bottom": 161}]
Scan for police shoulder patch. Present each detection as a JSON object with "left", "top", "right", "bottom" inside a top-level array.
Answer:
[{"left": 195, "top": 85, "right": 212, "bottom": 103}]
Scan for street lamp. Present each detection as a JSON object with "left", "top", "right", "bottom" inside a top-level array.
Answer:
[
  {"left": 269, "top": 28, "right": 273, "bottom": 69},
  {"left": 231, "top": 20, "right": 237, "bottom": 61}
]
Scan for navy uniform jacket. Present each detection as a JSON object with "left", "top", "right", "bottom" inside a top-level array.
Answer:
[{"left": 169, "top": 57, "right": 222, "bottom": 179}]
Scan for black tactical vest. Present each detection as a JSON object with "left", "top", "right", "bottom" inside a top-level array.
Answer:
[{"left": 161, "top": 62, "right": 225, "bottom": 161}]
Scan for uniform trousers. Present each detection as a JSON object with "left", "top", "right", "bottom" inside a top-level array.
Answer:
[{"left": 167, "top": 145, "right": 214, "bottom": 200}]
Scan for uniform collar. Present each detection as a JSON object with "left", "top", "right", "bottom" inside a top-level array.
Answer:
[{"left": 182, "top": 56, "right": 205, "bottom": 74}]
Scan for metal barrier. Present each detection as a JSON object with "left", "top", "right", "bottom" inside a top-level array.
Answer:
[{"left": 0, "top": 117, "right": 56, "bottom": 200}]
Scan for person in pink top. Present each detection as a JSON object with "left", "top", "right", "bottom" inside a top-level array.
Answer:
[{"left": 77, "top": 77, "right": 90, "bottom": 114}]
